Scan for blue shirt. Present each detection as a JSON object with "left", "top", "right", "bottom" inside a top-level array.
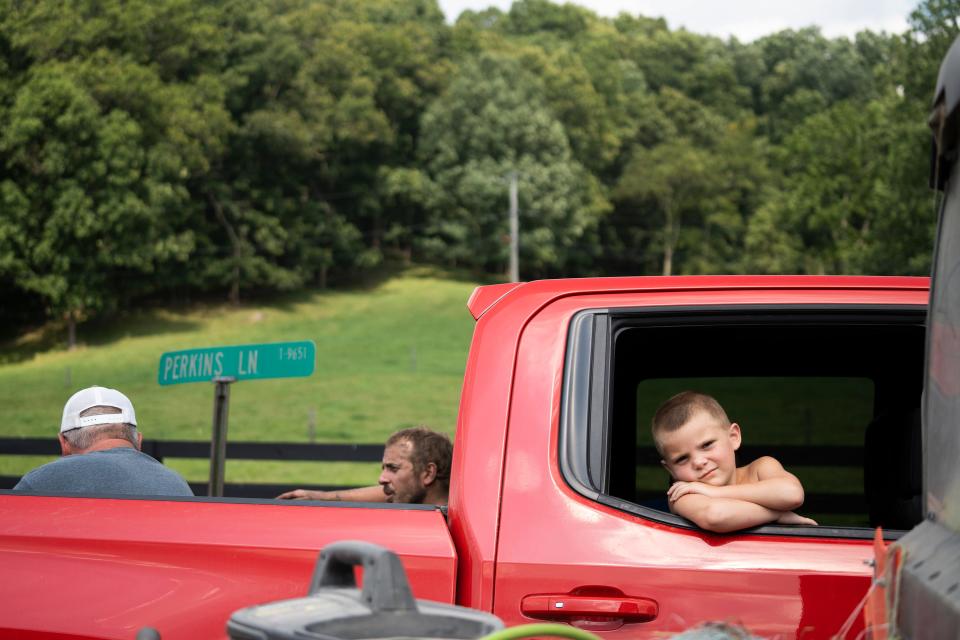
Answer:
[{"left": 13, "top": 447, "right": 193, "bottom": 497}]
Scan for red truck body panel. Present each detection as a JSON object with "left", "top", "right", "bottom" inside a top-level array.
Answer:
[{"left": 0, "top": 497, "right": 455, "bottom": 639}]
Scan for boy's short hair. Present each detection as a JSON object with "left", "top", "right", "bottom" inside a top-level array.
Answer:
[{"left": 651, "top": 391, "right": 730, "bottom": 453}]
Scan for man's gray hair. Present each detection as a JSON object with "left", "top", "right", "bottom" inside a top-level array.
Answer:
[{"left": 62, "top": 406, "right": 139, "bottom": 450}]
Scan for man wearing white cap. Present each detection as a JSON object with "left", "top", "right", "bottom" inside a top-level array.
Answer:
[{"left": 13, "top": 386, "right": 193, "bottom": 496}]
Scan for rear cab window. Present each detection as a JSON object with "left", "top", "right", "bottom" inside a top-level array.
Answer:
[{"left": 560, "top": 305, "right": 927, "bottom": 538}]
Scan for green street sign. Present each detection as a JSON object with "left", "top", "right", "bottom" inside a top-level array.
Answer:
[{"left": 158, "top": 340, "right": 316, "bottom": 385}]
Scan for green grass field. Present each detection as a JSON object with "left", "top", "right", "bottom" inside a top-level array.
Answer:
[{"left": 0, "top": 269, "right": 481, "bottom": 486}]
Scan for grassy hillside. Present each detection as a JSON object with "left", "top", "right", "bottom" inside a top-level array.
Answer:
[{"left": 0, "top": 270, "right": 480, "bottom": 485}]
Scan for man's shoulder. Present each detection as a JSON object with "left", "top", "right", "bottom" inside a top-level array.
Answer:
[
  {"left": 14, "top": 446, "right": 194, "bottom": 496},
  {"left": 14, "top": 453, "right": 97, "bottom": 489},
  {"left": 24, "top": 453, "right": 94, "bottom": 473},
  {"left": 18, "top": 447, "right": 135, "bottom": 478}
]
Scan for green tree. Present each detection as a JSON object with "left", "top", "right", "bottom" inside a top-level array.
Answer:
[
  {"left": 287, "top": 0, "right": 451, "bottom": 255},
  {"left": 747, "top": 28, "right": 883, "bottom": 142},
  {"left": 898, "top": 0, "right": 960, "bottom": 103},
  {"left": 627, "top": 28, "right": 750, "bottom": 121},
  {"left": 613, "top": 138, "right": 722, "bottom": 275},
  {"left": 449, "top": 1, "right": 666, "bottom": 183},
  {"left": 0, "top": 63, "right": 194, "bottom": 345},
  {"left": 416, "top": 53, "right": 608, "bottom": 276},
  {"left": 745, "top": 96, "right": 933, "bottom": 275},
  {"left": 0, "top": 0, "right": 237, "bottom": 336}
]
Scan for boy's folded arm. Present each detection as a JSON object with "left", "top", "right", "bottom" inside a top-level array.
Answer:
[
  {"left": 708, "top": 477, "right": 804, "bottom": 511},
  {"left": 706, "top": 457, "right": 805, "bottom": 511},
  {"left": 670, "top": 494, "right": 782, "bottom": 533}
]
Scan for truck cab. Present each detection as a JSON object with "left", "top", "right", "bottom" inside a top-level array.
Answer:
[{"left": 453, "top": 275, "right": 928, "bottom": 638}]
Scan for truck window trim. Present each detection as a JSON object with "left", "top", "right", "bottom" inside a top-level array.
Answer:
[{"left": 559, "top": 304, "right": 926, "bottom": 540}]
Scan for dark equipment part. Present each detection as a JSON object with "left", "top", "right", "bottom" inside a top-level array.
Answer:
[
  {"left": 227, "top": 540, "right": 503, "bottom": 640},
  {"left": 893, "top": 32, "right": 960, "bottom": 640}
]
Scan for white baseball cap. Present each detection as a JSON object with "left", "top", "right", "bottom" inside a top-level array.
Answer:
[{"left": 60, "top": 386, "right": 138, "bottom": 433}]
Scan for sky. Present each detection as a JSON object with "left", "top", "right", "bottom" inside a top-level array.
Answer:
[{"left": 436, "top": 0, "right": 920, "bottom": 42}]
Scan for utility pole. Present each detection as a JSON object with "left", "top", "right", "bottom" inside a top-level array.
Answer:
[{"left": 509, "top": 171, "right": 519, "bottom": 282}]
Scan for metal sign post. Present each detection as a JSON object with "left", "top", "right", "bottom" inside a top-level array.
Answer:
[
  {"left": 209, "top": 376, "right": 235, "bottom": 497},
  {"left": 157, "top": 341, "right": 316, "bottom": 496}
]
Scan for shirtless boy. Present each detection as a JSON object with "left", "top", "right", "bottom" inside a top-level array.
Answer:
[{"left": 652, "top": 391, "right": 818, "bottom": 533}]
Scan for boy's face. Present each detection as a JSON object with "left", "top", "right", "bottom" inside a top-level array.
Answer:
[{"left": 658, "top": 410, "right": 742, "bottom": 486}]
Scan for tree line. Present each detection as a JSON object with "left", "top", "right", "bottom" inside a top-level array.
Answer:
[{"left": 0, "top": 0, "right": 957, "bottom": 342}]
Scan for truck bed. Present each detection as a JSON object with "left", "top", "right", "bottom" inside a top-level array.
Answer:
[{"left": 0, "top": 494, "right": 455, "bottom": 639}]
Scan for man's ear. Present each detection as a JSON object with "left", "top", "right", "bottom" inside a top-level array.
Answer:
[
  {"left": 58, "top": 433, "right": 73, "bottom": 456},
  {"left": 135, "top": 431, "right": 143, "bottom": 451},
  {"left": 728, "top": 422, "right": 742, "bottom": 451},
  {"left": 421, "top": 462, "right": 438, "bottom": 486}
]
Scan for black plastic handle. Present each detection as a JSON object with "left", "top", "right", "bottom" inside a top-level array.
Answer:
[{"left": 308, "top": 540, "right": 418, "bottom": 613}]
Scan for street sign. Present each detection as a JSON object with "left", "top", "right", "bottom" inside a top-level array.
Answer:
[
  {"left": 158, "top": 340, "right": 316, "bottom": 496},
  {"left": 158, "top": 341, "right": 315, "bottom": 386}
]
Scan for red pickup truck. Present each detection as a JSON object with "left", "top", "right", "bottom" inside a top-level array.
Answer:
[{"left": 0, "top": 275, "right": 930, "bottom": 639}]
